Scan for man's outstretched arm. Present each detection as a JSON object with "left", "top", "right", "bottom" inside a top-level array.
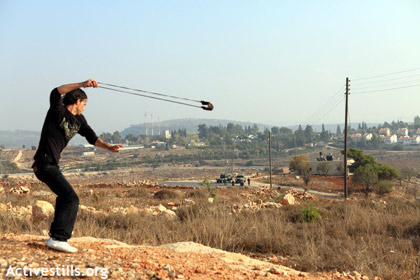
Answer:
[
  {"left": 57, "top": 79, "right": 98, "bottom": 95},
  {"left": 94, "top": 138, "right": 124, "bottom": 153}
]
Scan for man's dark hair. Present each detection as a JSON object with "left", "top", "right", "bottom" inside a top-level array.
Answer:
[{"left": 63, "top": 89, "right": 88, "bottom": 106}]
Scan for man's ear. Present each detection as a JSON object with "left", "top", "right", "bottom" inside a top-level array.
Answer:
[{"left": 76, "top": 99, "right": 82, "bottom": 105}]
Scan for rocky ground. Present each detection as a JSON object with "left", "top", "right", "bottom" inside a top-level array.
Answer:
[
  {"left": 0, "top": 182, "right": 378, "bottom": 280},
  {"left": 0, "top": 148, "right": 391, "bottom": 279},
  {"left": 0, "top": 233, "right": 376, "bottom": 280}
]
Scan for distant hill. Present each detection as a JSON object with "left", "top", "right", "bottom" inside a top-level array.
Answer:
[
  {"left": 120, "top": 118, "right": 273, "bottom": 137},
  {"left": 0, "top": 131, "right": 89, "bottom": 148},
  {"left": 0, "top": 121, "right": 381, "bottom": 148},
  {"left": 120, "top": 118, "right": 380, "bottom": 137},
  {"left": 0, "top": 130, "right": 40, "bottom": 148}
]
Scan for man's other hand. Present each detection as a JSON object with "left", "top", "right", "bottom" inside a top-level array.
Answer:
[
  {"left": 109, "top": 144, "right": 124, "bottom": 153},
  {"left": 82, "top": 79, "right": 98, "bottom": 88}
]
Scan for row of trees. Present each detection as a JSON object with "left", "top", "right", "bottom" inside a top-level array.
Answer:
[{"left": 197, "top": 123, "right": 332, "bottom": 149}]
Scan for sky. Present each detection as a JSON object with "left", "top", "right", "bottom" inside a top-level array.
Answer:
[{"left": 1, "top": 0, "right": 420, "bottom": 134}]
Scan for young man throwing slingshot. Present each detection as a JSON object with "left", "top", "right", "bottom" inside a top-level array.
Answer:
[{"left": 32, "top": 78, "right": 123, "bottom": 252}]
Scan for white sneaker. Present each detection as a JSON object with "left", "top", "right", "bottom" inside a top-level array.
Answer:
[{"left": 46, "top": 238, "right": 78, "bottom": 253}]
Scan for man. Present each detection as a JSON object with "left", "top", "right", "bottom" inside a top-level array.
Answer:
[{"left": 32, "top": 78, "right": 123, "bottom": 253}]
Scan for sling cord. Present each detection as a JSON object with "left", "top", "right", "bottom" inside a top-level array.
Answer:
[{"left": 98, "top": 82, "right": 213, "bottom": 111}]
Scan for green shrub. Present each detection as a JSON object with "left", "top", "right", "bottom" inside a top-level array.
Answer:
[
  {"left": 301, "top": 203, "right": 322, "bottom": 222},
  {"left": 376, "top": 180, "right": 393, "bottom": 195}
]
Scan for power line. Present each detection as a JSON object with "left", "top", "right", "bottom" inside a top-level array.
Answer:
[
  {"left": 352, "top": 67, "right": 420, "bottom": 81},
  {"left": 298, "top": 85, "right": 345, "bottom": 127},
  {"left": 352, "top": 83, "right": 420, "bottom": 94},
  {"left": 352, "top": 72, "right": 420, "bottom": 86},
  {"left": 351, "top": 79, "right": 420, "bottom": 90},
  {"left": 308, "top": 95, "right": 345, "bottom": 126},
  {"left": 304, "top": 94, "right": 343, "bottom": 126}
]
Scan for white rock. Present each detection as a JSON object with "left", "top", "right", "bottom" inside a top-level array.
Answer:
[
  {"left": 32, "top": 200, "right": 54, "bottom": 220},
  {"left": 20, "top": 186, "right": 30, "bottom": 193},
  {"left": 281, "top": 193, "right": 295, "bottom": 206},
  {"left": 164, "top": 210, "right": 177, "bottom": 220},
  {"left": 157, "top": 204, "right": 167, "bottom": 212}
]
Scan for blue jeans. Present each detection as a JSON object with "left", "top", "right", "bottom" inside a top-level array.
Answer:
[{"left": 34, "top": 164, "right": 79, "bottom": 241}]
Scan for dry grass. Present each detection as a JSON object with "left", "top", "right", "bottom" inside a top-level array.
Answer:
[{"left": 2, "top": 187, "right": 420, "bottom": 279}]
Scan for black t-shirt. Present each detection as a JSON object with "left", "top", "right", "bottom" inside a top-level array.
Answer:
[{"left": 33, "top": 88, "right": 98, "bottom": 166}]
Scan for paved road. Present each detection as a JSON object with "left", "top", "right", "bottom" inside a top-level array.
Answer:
[{"left": 159, "top": 180, "right": 342, "bottom": 199}]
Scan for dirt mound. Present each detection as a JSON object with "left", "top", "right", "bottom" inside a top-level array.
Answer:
[{"left": 0, "top": 234, "right": 364, "bottom": 280}]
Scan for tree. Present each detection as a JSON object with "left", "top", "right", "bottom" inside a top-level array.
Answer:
[
  {"left": 289, "top": 155, "right": 311, "bottom": 175},
  {"left": 99, "top": 132, "right": 112, "bottom": 143},
  {"left": 414, "top": 116, "right": 420, "bottom": 129},
  {"left": 320, "top": 123, "right": 328, "bottom": 141},
  {"left": 352, "top": 164, "right": 378, "bottom": 198},
  {"left": 345, "top": 148, "right": 376, "bottom": 173},
  {"left": 112, "top": 131, "right": 122, "bottom": 144},
  {"left": 279, "top": 127, "right": 293, "bottom": 135},
  {"left": 375, "top": 164, "right": 398, "bottom": 180},
  {"left": 345, "top": 148, "right": 399, "bottom": 180},
  {"left": 361, "top": 121, "right": 368, "bottom": 131},
  {"left": 251, "top": 124, "right": 259, "bottom": 135},
  {"left": 316, "top": 162, "right": 332, "bottom": 176},
  {"left": 198, "top": 124, "right": 209, "bottom": 139},
  {"left": 336, "top": 124, "right": 342, "bottom": 135},
  {"left": 294, "top": 125, "right": 306, "bottom": 147},
  {"left": 124, "top": 134, "right": 137, "bottom": 144},
  {"left": 271, "top": 126, "right": 280, "bottom": 135},
  {"left": 304, "top": 125, "right": 315, "bottom": 143}
]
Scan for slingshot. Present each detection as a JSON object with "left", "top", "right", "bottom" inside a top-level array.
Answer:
[{"left": 98, "top": 82, "right": 214, "bottom": 111}]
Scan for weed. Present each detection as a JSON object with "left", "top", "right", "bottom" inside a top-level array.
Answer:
[
  {"left": 301, "top": 203, "right": 322, "bottom": 223},
  {"left": 153, "top": 190, "right": 179, "bottom": 200}
]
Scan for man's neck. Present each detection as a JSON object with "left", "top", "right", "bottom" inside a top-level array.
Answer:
[{"left": 66, "top": 105, "right": 78, "bottom": 115}]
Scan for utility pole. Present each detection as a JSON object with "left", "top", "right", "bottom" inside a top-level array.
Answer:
[
  {"left": 269, "top": 131, "right": 272, "bottom": 188},
  {"left": 344, "top": 77, "right": 350, "bottom": 199}
]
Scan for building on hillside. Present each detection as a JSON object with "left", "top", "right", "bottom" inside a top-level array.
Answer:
[
  {"left": 82, "top": 151, "right": 95, "bottom": 157},
  {"left": 188, "top": 140, "right": 206, "bottom": 147},
  {"left": 396, "top": 128, "right": 409, "bottom": 137},
  {"left": 273, "top": 167, "right": 290, "bottom": 174},
  {"left": 379, "top": 128, "right": 390, "bottom": 136},
  {"left": 380, "top": 134, "right": 398, "bottom": 145},
  {"left": 164, "top": 130, "right": 171, "bottom": 139},
  {"left": 350, "top": 133, "right": 372, "bottom": 142},
  {"left": 398, "top": 135, "right": 420, "bottom": 145}
]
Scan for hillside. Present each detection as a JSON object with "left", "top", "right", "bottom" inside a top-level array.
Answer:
[
  {"left": 120, "top": 118, "right": 272, "bottom": 137},
  {"left": 0, "top": 233, "right": 364, "bottom": 280}
]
